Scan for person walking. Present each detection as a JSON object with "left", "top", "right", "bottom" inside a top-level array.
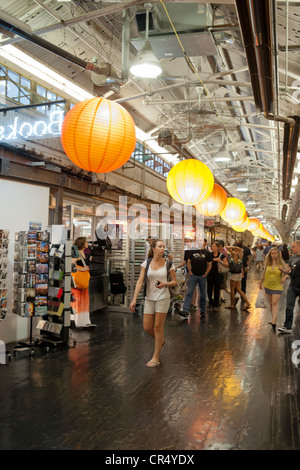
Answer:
[
  {"left": 207, "top": 241, "right": 228, "bottom": 311},
  {"left": 179, "top": 241, "right": 213, "bottom": 317},
  {"left": 277, "top": 240, "right": 300, "bottom": 334},
  {"left": 280, "top": 244, "right": 290, "bottom": 264},
  {"left": 225, "top": 245, "right": 251, "bottom": 310},
  {"left": 259, "top": 247, "right": 288, "bottom": 328},
  {"left": 130, "top": 239, "right": 177, "bottom": 367},
  {"left": 255, "top": 245, "right": 264, "bottom": 272}
]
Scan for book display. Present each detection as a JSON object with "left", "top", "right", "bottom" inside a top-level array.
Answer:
[{"left": 0, "top": 230, "right": 9, "bottom": 322}]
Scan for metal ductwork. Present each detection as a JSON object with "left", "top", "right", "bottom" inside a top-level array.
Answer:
[
  {"left": 282, "top": 116, "right": 300, "bottom": 200},
  {"left": 235, "top": 0, "right": 300, "bottom": 202},
  {"left": 234, "top": 0, "right": 274, "bottom": 115}
]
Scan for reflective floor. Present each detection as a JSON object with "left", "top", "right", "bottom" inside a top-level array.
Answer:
[{"left": 1, "top": 269, "right": 300, "bottom": 450}]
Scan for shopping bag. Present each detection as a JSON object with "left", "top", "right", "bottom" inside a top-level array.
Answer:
[{"left": 255, "top": 289, "right": 266, "bottom": 308}]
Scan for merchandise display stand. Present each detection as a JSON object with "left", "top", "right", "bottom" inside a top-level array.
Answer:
[
  {"left": 12, "top": 224, "right": 49, "bottom": 355},
  {"left": 36, "top": 233, "right": 74, "bottom": 348},
  {"left": 0, "top": 229, "right": 9, "bottom": 322}
]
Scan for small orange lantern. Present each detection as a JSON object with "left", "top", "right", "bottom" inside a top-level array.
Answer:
[
  {"left": 196, "top": 183, "right": 227, "bottom": 217},
  {"left": 61, "top": 97, "right": 136, "bottom": 173},
  {"left": 166, "top": 159, "right": 214, "bottom": 205},
  {"left": 248, "top": 217, "right": 261, "bottom": 232},
  {"left": 220, "top": 198, "right": 246, "bottom": 225}
]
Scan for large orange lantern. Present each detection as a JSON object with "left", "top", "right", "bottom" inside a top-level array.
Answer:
[
  {"left": 220, "top": 198, "right": 246, "bottom": 225},
  {"left": 248, "top": 217, "right": 261, "bottom": 232},
  {"left": 166, "top": 159, "right": 214, "bottom": 205},
  {"left": 61, "top": 97, "right": 136, "bottom": 173},
  {"left": 196, "top": 183, "right": 227, "bottom": 216},
  {"left": 231, "top": 212, "right": 247, "bottom": 228}
]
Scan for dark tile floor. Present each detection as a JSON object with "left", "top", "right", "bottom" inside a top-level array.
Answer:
[{"left": 1, "top": 269, "right": 300, "bottom": 450}]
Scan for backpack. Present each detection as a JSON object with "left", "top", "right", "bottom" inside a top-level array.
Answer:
[
  {"left": 290, "top": 260, "right": 300, "bottom": 289},
  {"left": 143, "top": 259, "right": 180, "bottom": 299},
  {"left": 109, "top": 270, "right": 127, "bottom": 295}
]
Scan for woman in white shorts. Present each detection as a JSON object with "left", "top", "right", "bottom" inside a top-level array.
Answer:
[{"left": 130, "top": 239, "right": 177, "bottom": 368}]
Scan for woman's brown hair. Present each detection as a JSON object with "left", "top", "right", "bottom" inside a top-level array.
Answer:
[
  {"left": 75, "top": 237, "right": 87, "bottom": 251},
  {"left": 148, "top": 239, "right": 165, "bottom": 259}
]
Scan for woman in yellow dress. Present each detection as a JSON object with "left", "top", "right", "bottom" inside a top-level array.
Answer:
[{"left": 259, "top": 247, "right": 288, "bottom": 328}]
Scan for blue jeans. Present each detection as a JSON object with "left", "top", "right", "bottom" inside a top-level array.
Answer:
[
  {"left": 284, "top": 283, "right": 300, "bottom": 329},
  {"left": 183, "top": 274, "right": 207, "bottom": 313}
]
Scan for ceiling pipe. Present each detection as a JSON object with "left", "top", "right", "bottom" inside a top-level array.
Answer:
[
  {"left": 282, "top": 116, "right": 300, "bottom": 200},
  {"left": 0, "top": 11, "right": 107, "bottom": 76},
  {"left": 234, "top": 0, "right": 299, "bottom": 203}
]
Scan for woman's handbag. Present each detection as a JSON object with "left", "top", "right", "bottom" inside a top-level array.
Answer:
[
  {"left": 72, "top": 255, "right": 90, "bottom": 290},
  {"left": 255, "top": 289, "right": 266, "bottom": 308},
  {"left": 229, "top": 260, "right": 242, "bottom": 274},
  {"left": 218, "top": 260, "right": 229, "bottom": 274}
]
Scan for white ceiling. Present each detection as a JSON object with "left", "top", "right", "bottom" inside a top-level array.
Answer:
[{"left": 0, "top": 0, "right": 299, "bottom": 237}]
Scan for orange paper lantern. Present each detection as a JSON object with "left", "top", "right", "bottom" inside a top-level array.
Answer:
[
  {"left": 232, "top": 217, "right": 250, "bottom": 232},
  {"left": 61, "top": 97, "right": 136, "bottom": 173},
  {"left": 166, "top": 159, "right": 214, "bottom": 205},
  {"left": 248, "top": 217, "right": 261, "bottom": 232},
  {"left": 196, "top": 183, "right": 227, "bottom": 217},
  {"left": 220, "top": 198, "right": 246, "bottom": 225}
]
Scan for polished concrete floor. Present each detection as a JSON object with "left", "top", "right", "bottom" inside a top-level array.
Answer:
[{"left": 1, "top": 269, "right": 300, "bottom": 450}]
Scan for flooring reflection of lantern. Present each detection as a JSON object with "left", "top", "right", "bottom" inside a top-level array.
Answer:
[
  {"left": 166, "top": 159, "right": 214, "bottom": 205},
  {"left": 220, "top": 197, "right": 246, "bottom": 225},
  {"left": 248, "top": 217, "right": 261, "bottom": 232},
  {"left": 196, "top": 183, "right": 227, "bottom": 216},
  {"left": 61, "top": 97, "right": 136, "bottom": 173}
]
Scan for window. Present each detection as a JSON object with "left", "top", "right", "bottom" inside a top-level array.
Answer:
[{"left": 36, "top": 84, "right": 64, "bottom": 114}]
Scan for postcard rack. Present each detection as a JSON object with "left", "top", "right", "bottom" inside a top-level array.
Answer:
[
  {"left": 0, "top": 229, "right": 9, "bottom": 323},
  {"left": 36, "top": 238, "right": 73, "bottom": 348},
  {"left": 12, "top": 225, "right": 50, "bottom": 349}
]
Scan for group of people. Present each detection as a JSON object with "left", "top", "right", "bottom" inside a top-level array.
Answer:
[
  {"left": 130, "top": 237, "right": 300, "bottom": 368},
  {"left": 177, "top": 239, "right": 252, "bottom": 319}
]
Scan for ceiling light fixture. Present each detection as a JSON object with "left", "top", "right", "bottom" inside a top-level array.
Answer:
[
  {"left": 214, "top": 150, "right": 232, "bottom": 163},
  {"left": 236, "top": 183, "right": 248, "bottom": 192},
  {"left": 129, "top": 6, "right": 162, "bottom": 78}
]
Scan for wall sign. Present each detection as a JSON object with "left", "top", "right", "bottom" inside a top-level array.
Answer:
[{"left": 0, "top": 110, "right": 64, "bottom": 141}]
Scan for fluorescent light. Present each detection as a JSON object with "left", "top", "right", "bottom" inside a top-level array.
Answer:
[
  {"left": 0, "top": 45, "right": 94, "bottom": 102},
  {"left": 254, "top": 208, "right": 262, "bottom": 212},
  {"left": 247, "top": 201, "right": 256, "bottom": 205}
]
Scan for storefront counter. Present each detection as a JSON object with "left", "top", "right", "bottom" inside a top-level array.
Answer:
[{"left": 89, "top": 274, "right": 109, "bottom": 312}]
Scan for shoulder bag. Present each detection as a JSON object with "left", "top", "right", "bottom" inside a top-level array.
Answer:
[{"left": 72, "top": 254, "right": 90, "bottom": 290}]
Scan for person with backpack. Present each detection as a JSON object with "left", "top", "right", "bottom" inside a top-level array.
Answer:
[
  {"left": 277, "top": 240, "right": 300, "bottom": 334},
  {"left": 129, "top": 239, "right": 177, "bottom": 367}
]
